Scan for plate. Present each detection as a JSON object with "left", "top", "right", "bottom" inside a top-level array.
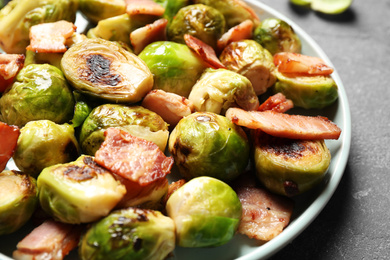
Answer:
[{"left": 0, "top": 0, "right": 351, "bottom": 259}]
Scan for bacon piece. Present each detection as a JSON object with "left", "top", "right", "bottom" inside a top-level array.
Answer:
[
  {"left": 0, "top": 122, "right": 20, "bottom": 172},
  {"left": 13, "top": 220, "right": 82, "bottom": 260},
  {"left": 27, "top": 21, "right": 77, "bottom": 53},
  {"left": 130, "top": 18, "right": 168, "bottom": 54},
  {"left": 258, "top": 93, "right": 294, "bottom": 113},
  {"left": 217, "top": 20, "right": 254, "bottom": 51},
  {"left": 226, "top": 108, "right": 341, "bottom": 140},
  {"left": 233, "top": 173, "right": 294, "bottom": 241},
  {"left": 95, "top": 128, "right": 174, "bottom": 186},
  {"left": 184, "top": 34, "right": 226, "bottom": 69},
  {"left": 125, "top": 0, "right": 165, "bottom": 16},
  {"left": 0, "top": 54, "right": 25, "bottom": 92},
  {"left": 142, "top": 89, "right": 195, "bottom": 127},
  {"left": 274, "top": 52, "right": 334, "bottom": 76}
]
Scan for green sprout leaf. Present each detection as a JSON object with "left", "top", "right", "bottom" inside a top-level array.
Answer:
[{"left": 290, "top": 0, "right": 353, "bottom": 14}]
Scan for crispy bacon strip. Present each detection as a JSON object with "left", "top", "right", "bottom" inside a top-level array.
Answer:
[
  {"left": 0, "top": 54, "right": 25, "bottom": 92},
  {"left": 130, "top": 18, "right": 168, "bottom": 54},
  {"left": 184, "top": 34, "right": 226, "bottom": 69},
  {"left": 217, "top": 20, "right": 254, "bottom": 51},
  {"left": 13, "top": 220, "right": 82, "bottom": 260},
  {"left": 125, "top": 0, "right": 165, "bottom": 16},
  {"left": 258, "top": 93, "right": 294, "bottom": 113},
  {"left": 95, "top": 128, "right": 174, "bottom": 186},
  {"left": 27, "top": 20, "right": 77, "bottom": 53},
  {"left": 226, "top": 108, "right": 341, "bottom": 140},
  {"left": 0, "top": 122, "right": 20, "bottom": 172}
]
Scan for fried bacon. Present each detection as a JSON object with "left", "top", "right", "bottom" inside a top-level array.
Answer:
[
  {"left": 258, "top": 93, "right": 294, "bottom": 113},
  {"left": 125, "top": 0, "right": 165, "bottom": 16},
  {"left": 130, "top": 18, "right": 168, "bottom": 54},
  {"left": 0, "top": 122, "right": 20, "bottom": 172},
  {"left": 0, "top": 53, "right": 25, "bottom": 92},
  {"left": 217, "top": 20, "right": 254, "bottom": 51}
]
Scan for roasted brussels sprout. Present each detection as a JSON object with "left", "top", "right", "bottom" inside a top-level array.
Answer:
[
  {"left": 253, "top": 18, "right": 302, "bottom": 55},
  {"left": 138, "top": 41, "right": 207, "bottom": 97},
  {"left": 71, "top": 92, "right": 93, "bottom": 128},
  {"left": 0, "top": 0, "right": 78, "bottom": 54},
  {"left": 220, "top": 40, "right": 277, "bottom": 96},
  {"left": 274, "top": 69, "right": 339, "bottom": 109},
  {"left": 37, "top": 155, "right": 126, "bottom": 224},
  {"left": 79, "top": 0, "right": 126, "bottom": 24},
  {"left": 168, "top": 112, "right": 250, "bottom": 182},
  {"left": 24, "top": 50, "right": 63, "bottom": 69},
  {"left": 61, "top": 38, "right": 153, "bottom": 103},
  {"left": 166, "top": 4, "right": 226, "bottom": 49},
  {"left": 80, "top": 104, "right": 169, "bottom": 155},
  {"left": 253, "top": 131, "right": 331, "bottom": 197},
  {"left": 188, "top": 68, "right": 259, "bottom": 114},
  {"left": 79, "top": 207, "right": 175, "bottom": 260},
  {"left": 12, "top": 120, "right": 80, "bottom": 178},
  {"left": 0, "top": 64, "right": 75, "bottom": 127},
  {"left": 0, "top": 170, "right": 38, "bottom": 235},
  {"left": 166, "top": 176, "right": 242, "bottom": 247}
]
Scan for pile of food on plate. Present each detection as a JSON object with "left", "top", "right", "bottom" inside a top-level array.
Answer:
[{"left": 0, "top": 0, "right": 341, "bottom": 259}]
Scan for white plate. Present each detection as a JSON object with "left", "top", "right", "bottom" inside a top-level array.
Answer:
[{"left": 0, "top": 1, "right": 351, "bottom": 259}]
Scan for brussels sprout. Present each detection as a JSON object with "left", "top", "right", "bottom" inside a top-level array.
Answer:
[
  {"left": 188, "top": 68, "right": 259, "bottom": 114},
  {"left": 80, "top": 104, "right": 169, "bottom": 155},
  {"left": 61, "top": 38, "right": 153, "bottom": 103},
  {"left": 162, "top": 0, "right": 189, "bottom": 22},
  {"left": 0, "top": 0, "right": 78, "bottom": 54},
  {"left": 79, "top": 0, "right": 126, "bottom": 24},
  {"left": 37, "top": 155, "right": 126, "bottom": 224},
  {"left": 168, "top": 112, "right": 250, "bottom": 182},
  {"left": 166, "top": 176, "right": 242, "bottom": 247},
  {"left": 220, "top": 40, "right": 277, "bottom": 96},
  {"left": 253, "top": 18, "right": 302, "bottom": 55},
  {"left": 79, "top": 207, "right": 175, "bottom": 260},
  {"left": 71, "top": 91, "right": 93, "bottom": 128},
  {"left": 0, "top": 64, "right": 75, "bottom": 127},
  {"left": 12, "top": 120, "right": 80, "bottom": 178},
  {"left": 166, "top": 4, "right": 225, "bottom": 49},
  {"left": 138, "top": 41, "right": 207, "bottom": 97},
  {"left": 274, "top": 69, "right": 338, "bottom": 109},
  {"left": 253, "top": 131, "right": 331, "bottom": 196},
  {"left": 0, "top": 170, "right": 38, "bottom": 235}
]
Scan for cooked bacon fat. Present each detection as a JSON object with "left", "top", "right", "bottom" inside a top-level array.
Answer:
[
  {"left": 0, "top": 122, "right": 20, "bottom": 172},
  {"left": 131, "top": 18, "right": 168, "bottom": 54},
  {"left": 95, "top": 128, "right": 174, "bottom": 186},
  {"left": 0, "top": 53, "right": 25, "bottom": 92},
  {"left": 217, "top": 20, "right": 254, "bottom": 51},
  {"left": 125, "top": 0, "right": 165, "bottom": 16}
]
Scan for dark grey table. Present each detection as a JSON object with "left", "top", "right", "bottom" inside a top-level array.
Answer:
[{"left": 258, "top": 0, "right": 390, "bottom": 259}]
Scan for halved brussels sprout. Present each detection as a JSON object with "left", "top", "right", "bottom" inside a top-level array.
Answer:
[
  {"left": 0, "top": 0, "right": 78, "bottom": 54},
  {"left": 80, "top": 104, "right": 169, "bottom": 155},
  {"left": 168, "top": 112, "right": 250, "bottom": 182},
  {"left": 79, "top": 0, "right": 126, "bottom": 24},
  {"left": 0, "top": 64, "right": 75, "bottom": 127},
  {"left": 274, "top": 70, "right": 338, "bottom": 109},
  {"left": 220, "top": 40, "right": 277, "bottom": 96},
  {"left": 166, "top": 4, "right": 226, "bottom": 49},
  {"left": 0, "top": 170, "right": 38, "bottom": 235},
  {"left": 188, "top": 68, "right": 259, "bottom": 114},
  {"left": 37, "top": 155, "right": 126, "bottom": 224},
  {"left": 138, "top": 41, "right": 207, "bottom": 97},
  {"left": 166, "top": 176, "right": 242, "bottom": 247},
  {"left": 61, "top": 38, "right": 153, "bottom": 103},
  {"left": 79, "top": 207, "right": 175, "bottom": 260},
  {"left": 253, "top": 18, "right": 302, "bottom": 55},
  {"left": 12, "top": 120, "right": 80, "bottom": 178},
  {"left": 253, "top": 131, "right": 331, "bottom": 196}
]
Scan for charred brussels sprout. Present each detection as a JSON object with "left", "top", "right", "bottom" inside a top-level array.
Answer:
[
  {"left": 61, "top": 38, "right": 153, "bottom": 103},
  {"left": 0, "top": 64, "right": 75, "bottom": 128},
  {"left": 253, "top": 18, "right": 302, "bottom": 55},
  {"left": 167, "top": 4, "right": 225, "bottom": 49},
  {"left": 12, "top": 120, "right": 80, "bottom": 178},
  {"left": 253, "top": 131, "right": 331, "bottom": 196},
  {"left": 166, "top": 176, "right": 242, "bottom": 247},
  {"left": 168, "top": 112, "right": 249, "bottom": 182},
  {"left": 79, "top": 207, "right": 175, "bottom": 260},
  {"left": 80, "top": 104, "right": 169, "bottom": 155},
  {"left": 220, "top": 40, "right": 277, "bottom": 96},
  {"left": 188, "top": 68, "right": 259, "bottom": 114},
  {"left": 79, "top": 0, "right": 126, "bottom": 24},
  {"left": 0, "top": 0, "right": 78, "bottom": 54},
  {"left": 37, "top": 155, "right": 126, "bottom": 224},
  {"left": 138, "top": 41, "right": 207, "bottom": 97},
  {"left": 0, "top": 170, "right": 38, "bottom": 235},
  {"left": 274, "top": 70, "right": 338, "bottom": 109}
]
